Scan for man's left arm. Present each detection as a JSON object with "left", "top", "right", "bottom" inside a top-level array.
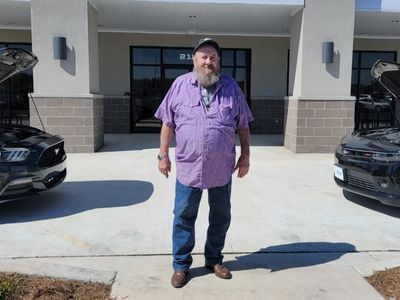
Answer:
[{"left": 235, "top": 127, "right": 250, "bottom": 178}]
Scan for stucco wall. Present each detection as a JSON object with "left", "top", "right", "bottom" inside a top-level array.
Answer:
[
  {"left": 2, "top": 28, "right": 400, "bottom": 99},
  {"left": 31, "top": 0, "right": 92, "bottom": 95},
  {"left": 353, "top": 38, "right": 400, "bottom": 62},
  {"left": 98, "top": 32, "right": 290, "bottom": 98},
  {"left": 290, "top": 0, "right": 355, "bottom": 98},
  {"left": 88, "top": 2, "right": 99, "bottom": 94}
]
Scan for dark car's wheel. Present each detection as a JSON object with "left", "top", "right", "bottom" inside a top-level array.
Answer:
[{"left": 375, "top": 105, "right": 382, "bottom": 112}]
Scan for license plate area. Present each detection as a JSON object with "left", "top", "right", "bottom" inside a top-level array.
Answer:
[{"left": 334, "top": 165, "right": 345, "bottom": 181}]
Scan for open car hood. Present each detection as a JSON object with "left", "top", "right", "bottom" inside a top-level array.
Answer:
[
  {"left": 371, "top": 60, "right": 400, "bottom": 102},
  {"left": 341, "top": 128, "right": 400, "bottom": 153},
  {"left": 0, "top": 48, "right": 38, "bottom": 84}
]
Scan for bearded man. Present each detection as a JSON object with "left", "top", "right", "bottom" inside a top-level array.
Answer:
[{"left": 155, "top": 37, "right": 253, "bottom": 288}]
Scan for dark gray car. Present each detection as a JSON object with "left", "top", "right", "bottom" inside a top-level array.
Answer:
[
  {"left": 334, "top": 60, "right": 400, "bottom": 207},
  {"left": 0, "top": 48, "right": 67, "bottom": 203}
]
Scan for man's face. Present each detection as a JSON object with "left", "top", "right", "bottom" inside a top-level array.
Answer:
[{"left": 192, "top": 45, "right": 220, "bottom": 75}]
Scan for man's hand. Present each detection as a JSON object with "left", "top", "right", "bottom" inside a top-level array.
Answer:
[
  {"left": 158, "top": 124, "right": 174, "bottom": 178},
  {"left": 234, "top": 155, "right": 250, "bottom": 178},
  {"left": 158, "top": 156, "right": 171, "bottom": 178}
]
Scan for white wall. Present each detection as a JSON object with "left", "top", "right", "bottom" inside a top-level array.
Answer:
[
  {"left": 31, "top": 0, "right": 94, "bottom": 95},
  {"left": 88, "top": 2, "right": 99, "bottom": 93},
  {"left": 289, "top": 0, "right": 356, "bottom": 98}
]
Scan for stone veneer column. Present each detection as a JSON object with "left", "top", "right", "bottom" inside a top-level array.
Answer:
[
  {"left": 29, "top": 96, "right": 104, "bottom": 153},
  {"left": 286, "top": 0, "right": 356, "bottom": 152},
  {"left": 284, "top": 98, "right": 355, "bottom": 153}
]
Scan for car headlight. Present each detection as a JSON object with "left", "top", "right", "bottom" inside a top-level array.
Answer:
[
  {"left": 336, "top": 145, "right": 343, "bottom": 155},
  {"left": 372, "top": 152, "right": 400, "bottom": 162},
  {"left": 0, "top": 148, "right": 30, "bottom": 162},
  {"left": 335, "top": 145, "right": 351, "bottom": 155}
]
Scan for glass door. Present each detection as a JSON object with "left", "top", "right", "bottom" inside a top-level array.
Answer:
[
  {"left": 163, "top": 67, "right": 192, "bottom": 96},
  {"left": 130, "top": 46, "right": 250, "bottom": 133},
  {"left": 130, "top": 47, "right": 193, "bottom": 132}
]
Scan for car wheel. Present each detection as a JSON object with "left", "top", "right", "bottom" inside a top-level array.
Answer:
[{"left": 375, "top": 105, "right": 382, "bottom": 112}]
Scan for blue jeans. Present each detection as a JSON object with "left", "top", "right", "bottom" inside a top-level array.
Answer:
[{"left": 172, "top": 180, "right": 232, "bottom": 271}]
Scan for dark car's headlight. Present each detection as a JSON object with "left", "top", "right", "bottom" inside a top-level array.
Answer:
[
  {"left": 336, "top": 145, "right": 343, "bottom": 155},
  {"left": 0, "top": 148, "right": 30, "bottom": 162},
  {"left": 335, "top": 145, "right": 350, "bottom": 155}
]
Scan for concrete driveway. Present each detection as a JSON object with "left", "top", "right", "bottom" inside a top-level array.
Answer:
[{"left": 1, "top": 134, "right": 399, "bottom": 299}]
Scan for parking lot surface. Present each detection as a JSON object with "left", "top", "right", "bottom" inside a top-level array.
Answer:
[{"left": 1, "top": 134, "right": 399, "bottom": 299}]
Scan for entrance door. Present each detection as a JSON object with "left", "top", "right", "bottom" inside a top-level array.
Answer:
[
  {"left": 131, "top": 66, "right": 192, "bottom": 133},
  {"left": 130, "top": 46, "right": 251, "bottom": 133},
  {"left": 163, "top": 66, "right": 192, "bottom": 96}
]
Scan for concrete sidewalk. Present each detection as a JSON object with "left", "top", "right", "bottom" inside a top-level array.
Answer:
[{"left": 1, "top": 134, "right": 400, "bottom": 299}]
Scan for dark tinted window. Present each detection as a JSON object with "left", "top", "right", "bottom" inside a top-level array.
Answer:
[
  {"left": 360, "top": 52, "right": 396, "bottom": 68},
  {"left": 351, "top": 51, "right": 396, "bottom": 99},
  {"left": 130, "top": 46, "right": 251, "bottom": 132},
  {"left": 352, "top": 51, "right": 397, "bottom": 130},
  {"left": 0, "top": 43, "right": 33, "bottom": 125},
  {"left": 132, "top": 48, "right": 161, "bottom": 65},
  {"left": 163, "top": 48, "right": 193, "bottom": 65},
  {"left": 132, "top": 66, "right": 161, "bottom": 100},
  {"left": 236, "top": 50, "right": 247, "bottom": 67},
  {"left": 221, "top": 50, "right": 234, "bottom": 66}
]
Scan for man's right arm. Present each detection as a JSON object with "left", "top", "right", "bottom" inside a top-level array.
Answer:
[{"left": 158, "top": 124, "right": 174, "bottom": 178}]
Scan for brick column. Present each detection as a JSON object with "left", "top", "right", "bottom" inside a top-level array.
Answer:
[
  {"left": 30, "top": 95, "right": 104, "bottom": 153},
  {"left": 284, "top": 98, "right": 355, "bottom": 153}
]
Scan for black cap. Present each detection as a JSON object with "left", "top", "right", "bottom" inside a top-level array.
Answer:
[{"left": 193, "top": 37, "right": 220, "bottom": 54}]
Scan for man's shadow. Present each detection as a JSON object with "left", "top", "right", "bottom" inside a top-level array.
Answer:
[{"left": 187, "top": 242, "right": 356, "bottom": 281}]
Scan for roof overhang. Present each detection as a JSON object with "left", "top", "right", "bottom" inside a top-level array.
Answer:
[{"left": 1, "top": 0, "right": 400, "bottom": 38}]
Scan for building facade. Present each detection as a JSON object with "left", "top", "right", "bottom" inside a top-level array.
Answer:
[{"left": 0, "top": 0, "right": 399, "bottom": 152}]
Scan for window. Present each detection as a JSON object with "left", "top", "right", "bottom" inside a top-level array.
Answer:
[
  {"left": 130, "top": 46, "right": 251, "bottom": 132},
  {"left": 221, "top": 49, "right": 250, "bottom": 99},
  {"left": 0, "top": 43, "right": 33, "bottom": 125},
  {"left": 352, "top": 51, "right": 397, "bottom": 99},
  {"left": 352, "top": 51, "right": 397, "bottom": 130}
]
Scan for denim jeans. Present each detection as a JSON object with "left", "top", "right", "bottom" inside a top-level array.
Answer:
[{"left": 172, "top": 179, "right": 232, "bottom": 271}]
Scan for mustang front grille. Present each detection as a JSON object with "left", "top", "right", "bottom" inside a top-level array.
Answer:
[{"left": 38, "top": 142, "right": 66, "bottom": 168}]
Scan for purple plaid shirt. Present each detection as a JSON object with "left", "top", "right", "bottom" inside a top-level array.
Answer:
[{"left": 155, "top": 72, "right": 254, "bottom": 189}]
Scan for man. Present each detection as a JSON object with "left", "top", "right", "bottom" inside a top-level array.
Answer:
[{"left": 155, "top": 37, "right": 253, "bottom": 288}]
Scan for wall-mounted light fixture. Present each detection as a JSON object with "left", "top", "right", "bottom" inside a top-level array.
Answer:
[
  {"left": 322, "top": 42, "right": 334, "bottom": 64},
  {"left": 53, "top": 37, "right": 66, "bottom": 60}
]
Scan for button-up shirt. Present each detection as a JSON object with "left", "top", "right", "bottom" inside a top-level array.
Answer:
[{"left": 155, "top": 71, "right": 254, "bottom": 189}]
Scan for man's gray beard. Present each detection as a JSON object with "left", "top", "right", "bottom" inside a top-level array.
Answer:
[{"left": 193, "top": 65, "right": 220, "bottom": 88}]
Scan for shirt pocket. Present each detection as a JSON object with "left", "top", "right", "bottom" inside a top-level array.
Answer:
[
  {"left": 218, "top": 99, "right": 235, "bottom": 126},
  {"left": 177, "top": 100, "right": 201, "bottom": 121}
]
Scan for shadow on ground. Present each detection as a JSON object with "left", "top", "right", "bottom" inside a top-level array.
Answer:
[
  {"left": 343, "top": 190, "right": 400, "bottom": 218},
  {"left": 188, "top": 242, "right": 356, "bottom": 280},
  {"left": 0, "top": 180, "right": 153, "bottom": 224}
]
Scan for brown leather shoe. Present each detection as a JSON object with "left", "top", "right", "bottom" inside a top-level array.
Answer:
[
  {"left": 171, "top": 270, "right": 188, "bottom": 288},
  {"left": 205, "top": 263, "right": 232, "bottom": 279}
]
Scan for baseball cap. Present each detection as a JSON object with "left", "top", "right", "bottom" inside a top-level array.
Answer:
[{"left": 193, "top": 37, "right": 220, "bottom": 54}]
